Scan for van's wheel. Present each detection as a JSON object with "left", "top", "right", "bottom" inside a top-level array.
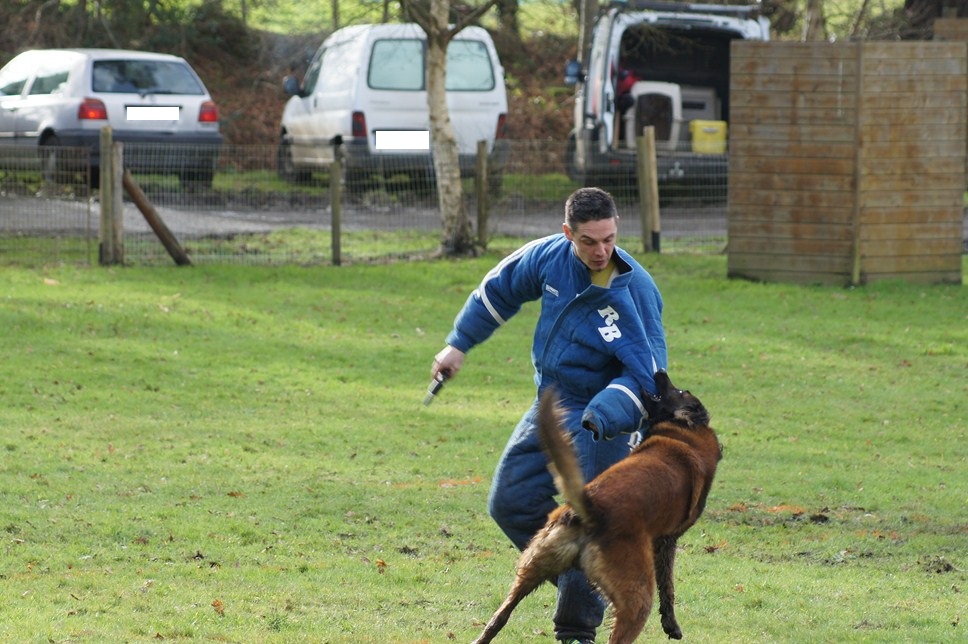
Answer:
[{"left": 277, "top": 138, "right": 311, "bottom": 183}]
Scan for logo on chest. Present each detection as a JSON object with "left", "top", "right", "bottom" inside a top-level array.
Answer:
[{"left": 597, "top": 305, "right": 622, "bottom": 342}]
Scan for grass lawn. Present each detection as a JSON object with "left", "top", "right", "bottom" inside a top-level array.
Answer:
[{"left": 0, "top": 254, "right": 964, "bottom": 642}]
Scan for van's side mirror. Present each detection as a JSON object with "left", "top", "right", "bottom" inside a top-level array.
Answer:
[
  {"left": 282, "top": 75, "right": 303, "bottom": 97},
  {"left": 564, "top": 59, "right": 584, "bottom": 86}
]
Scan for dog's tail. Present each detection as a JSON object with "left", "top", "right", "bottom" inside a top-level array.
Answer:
[{"left": 538, "top": 388, "right": 592, "bottom": 523}]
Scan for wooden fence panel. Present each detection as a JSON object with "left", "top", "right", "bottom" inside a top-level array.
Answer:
[{"left": 728, "top": 41, "right": 965, "bottom": 285}]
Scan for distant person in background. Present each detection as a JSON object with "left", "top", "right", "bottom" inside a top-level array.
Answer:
[{"left": 615, "top": 58, "right": 641, "bottom": 116}]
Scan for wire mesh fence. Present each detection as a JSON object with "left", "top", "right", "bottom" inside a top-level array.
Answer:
[
  {"left": 0, "top": 145, "right": 97, "bottom": 265},
  {"left": 3, "top": 139, "right": 743, "bottom": 266}
]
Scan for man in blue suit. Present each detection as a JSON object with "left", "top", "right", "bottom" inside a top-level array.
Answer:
[{"left": 431, "top": 187, "right": 668, "bottom": 644}]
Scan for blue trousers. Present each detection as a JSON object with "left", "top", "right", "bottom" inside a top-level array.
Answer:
[{"left": 487, "top": 396, "right": 633, "bottom": 641}]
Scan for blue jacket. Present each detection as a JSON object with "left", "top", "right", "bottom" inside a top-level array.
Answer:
[{"left": 446, "top": 233, "right": 667, "bottom": 440}]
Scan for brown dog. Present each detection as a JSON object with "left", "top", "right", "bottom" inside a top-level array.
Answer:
[{"left": 473, "top": 371, "right": 722, "bottom": 643}]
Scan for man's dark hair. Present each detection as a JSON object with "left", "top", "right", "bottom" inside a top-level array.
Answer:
[{"left": 565, "top": 187, "right": 618, "bottom": 230}]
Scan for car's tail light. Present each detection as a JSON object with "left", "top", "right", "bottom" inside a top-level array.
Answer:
[
  {"left": 198, "top": 100, "right": 219, "bottom": 123},
  {"left": 351, "top": 111, "right": 367, "bottom": 138},
  {"left": 78, "top": 98, "right": 108, "bottom": 120},
  {"left": 495, "top": 113, "right": 508, "bottom": 140}
]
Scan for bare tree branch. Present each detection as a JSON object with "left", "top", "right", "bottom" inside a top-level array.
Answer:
[{"left": 452, "top": 0, "right": 501, "bottom": 32}]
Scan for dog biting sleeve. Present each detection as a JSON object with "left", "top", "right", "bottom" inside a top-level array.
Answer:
[{"left": 582, "top": 378, "right": 650, "bottom": 440}]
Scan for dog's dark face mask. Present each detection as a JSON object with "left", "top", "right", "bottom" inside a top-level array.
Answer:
[{"left": 644, "top": 371, "right": 711, "bottom": 428}]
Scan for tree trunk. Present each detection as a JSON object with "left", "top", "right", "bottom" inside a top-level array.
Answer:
[
  {"left": 426, "top": 0, "right": 475, "bottom": 256},
  {"left": 802, "top": 0, "right": 827, "bottom": 41},
  {"left": 849, "top": 0, "right": 872, "bottom": 38},
  {"left": 498, "top": 0, "right": 520, "bottom": 42}
]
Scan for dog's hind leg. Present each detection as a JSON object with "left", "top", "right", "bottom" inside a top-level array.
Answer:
[
  {"left": 473, "top": 582, "right": 533, "bottom": 644},
  {"left": 586, "top": 542, "right": 654, "bottom": 644},
  {"left": 474, "top": 522, "right": 579, "bottom": 644},
  {"left": 654, "top": 536, "right": 683, "bottom": 640}
]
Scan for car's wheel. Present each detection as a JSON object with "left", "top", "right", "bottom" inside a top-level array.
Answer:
[
  {"left": 277, "top": 137, "right": 311, "bottom": 183},
  {"left": 40, "top": 135, "right": 66, "bottom": 184},
  {"left": 40, "top": 135, "right": 94, "bottom": 189},
  {"left": 179, "top": 165, "right": 215, "bottom": 191}
]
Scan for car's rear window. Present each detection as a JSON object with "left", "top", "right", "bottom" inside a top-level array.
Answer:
[
  {"left": 367, "top": 38, "right": 495, "bottom": 92},
  {"left": 92, "top": 59, "right": 204, "bottom": 95}
]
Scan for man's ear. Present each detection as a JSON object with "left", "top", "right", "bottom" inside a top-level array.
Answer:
[{"left": 562, "top": 223, "right": 573, "bottom": 241}]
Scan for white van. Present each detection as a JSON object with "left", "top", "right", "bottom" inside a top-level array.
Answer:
[
  {"left": 277, "top": 23, "right": 508, "bottom": 185},
  {"left": 564, "top": 1, "right": 769, "bottom": 187}
]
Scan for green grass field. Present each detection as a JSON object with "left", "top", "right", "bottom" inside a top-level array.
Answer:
[{"left": 0, "top": 254, "right": 964, "bottom": 642}]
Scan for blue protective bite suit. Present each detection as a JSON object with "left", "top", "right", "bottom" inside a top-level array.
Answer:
[{"left": 446, "top": 233, "right": 668, "bottom": 640}]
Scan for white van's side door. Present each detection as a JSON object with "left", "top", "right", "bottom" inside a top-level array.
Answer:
[
  {"left": 284, "top": 48, "right": 326, "bottom": 165},
  {"left": 580, "top": 12, "right": 618, "bottom": 157},
  {"left": 307, "top": 37, "right": 361, "bottom": 161},
  {"left": 285, "top": 35, "right": 361, "bottom": 166}
]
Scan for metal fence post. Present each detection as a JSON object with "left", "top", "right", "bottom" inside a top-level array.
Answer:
[{"left": 330, "top": 138, "right": 343, "bottom": 266}]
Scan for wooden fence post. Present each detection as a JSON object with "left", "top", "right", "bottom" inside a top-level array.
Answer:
[
  {"left": 476, "top": 139, "right": 489, "bottom": 249},
  {"left": 98, "top": 127, "right": 124, "bottom": 265},
  {"left": 123, "top": 170, "right": 192, "bottom": 266},
  {"left": 635, "top": 126, "right": 661, "bottom": 252}
]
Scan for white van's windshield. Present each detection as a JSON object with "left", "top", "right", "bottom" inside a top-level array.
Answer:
[{"left": 368, "top": 38, "right": 495, "bottom": 92}]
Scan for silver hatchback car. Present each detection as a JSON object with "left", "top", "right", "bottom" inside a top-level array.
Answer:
[{"left": 0, "top": 48, "right": 222, "bottom": 187}]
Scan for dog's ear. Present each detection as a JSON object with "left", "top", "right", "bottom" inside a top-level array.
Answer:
[{"left": 673, "top": 398, "right": 711, "bottom": 428}]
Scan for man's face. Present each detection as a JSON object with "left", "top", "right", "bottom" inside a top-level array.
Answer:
[{"left": 563, "top": 217, "right": 618, "bottom": 271}]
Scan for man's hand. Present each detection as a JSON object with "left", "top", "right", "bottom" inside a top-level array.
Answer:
[
  {"left": 432, "top": 345, "right": 465, "bottom": 380},
  {"left": 581, "top": 410, "right": 602, "bottom": 441}
]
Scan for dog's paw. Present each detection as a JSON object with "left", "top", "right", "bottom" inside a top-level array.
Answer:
[{"left": 661, "top": 617, "right": 682, "bottom": 640}]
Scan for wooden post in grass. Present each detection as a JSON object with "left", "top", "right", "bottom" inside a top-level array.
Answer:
[
  {"left": 635, "top": 126, "right": 661, "bottom": 253},
  {"left": 122, "top": 170, "right": 192, "bottom": 266},
  {"left": 98, "top": 127, "right": 124, "bottom": 265},
  {"left": 476, "top": 139, "right": 488, "bottom": 249}
]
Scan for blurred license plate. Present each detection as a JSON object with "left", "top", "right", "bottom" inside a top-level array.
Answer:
[
  {"left": 374, "top": 130, "right": 429, "bottom": 151},
  {"left": 126, "top": 106, "right": 180, "bottom": 121}
]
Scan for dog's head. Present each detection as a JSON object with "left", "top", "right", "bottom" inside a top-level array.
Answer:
[{"left": 644, "top": 371, "right": 710, "bottom": 429}]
